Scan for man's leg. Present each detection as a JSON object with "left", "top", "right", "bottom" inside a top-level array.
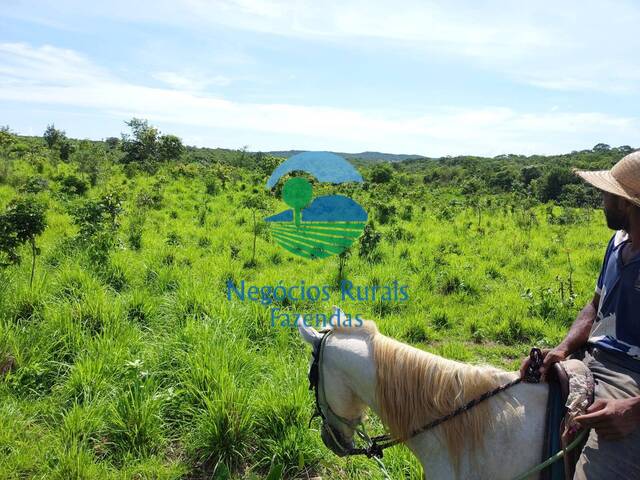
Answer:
[{"left": 573, "top": 348, "right": 640, "bottom": 480}]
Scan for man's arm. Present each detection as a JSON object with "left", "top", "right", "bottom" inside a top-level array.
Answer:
[
  {"left": 520, "top": 292, "right": 599, "bottom": 380},
  {"left": 553, "top": 292, "right": 600, "bottom": 356}
]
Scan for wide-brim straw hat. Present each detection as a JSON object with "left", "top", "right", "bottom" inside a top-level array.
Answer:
[{"left": 574, "top": 151, "right": 640, "bottom": 207}]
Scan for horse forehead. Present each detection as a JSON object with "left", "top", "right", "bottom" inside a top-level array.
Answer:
[
  {"left": 328, "top": 333, "right": 372, "bottom": 357},
  {"left": 323, "top": 335, "right": 375, "bottom": 376}
]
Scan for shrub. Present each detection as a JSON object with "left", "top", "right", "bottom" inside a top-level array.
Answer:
[
  {"left": 58, "top": 174, "right": 89, "bottom": 196},
  {"left": 136, "top": 188, "right": 163, "bottom": 210},
  {"left": 70, "top": 192, "right": 123, "bottom": 264},
  {"left": 374, "top": 202, "right": 396, "bottom": 224},
  {"left": 400, "top": 204, "right": 413, "bottom": 221},
  {"left": 358, "top": 222, "right": 382, "bottom": 259},
  {"left": 205, "top": 177, "right": 220, "bottom": 195},
  {"left": 20, "top": 176, "right": 49, "bottom": 194}
]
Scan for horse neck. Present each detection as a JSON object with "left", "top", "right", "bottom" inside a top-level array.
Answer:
[{"left": 325, "top": 332, "right": 517, "bottom": 420}]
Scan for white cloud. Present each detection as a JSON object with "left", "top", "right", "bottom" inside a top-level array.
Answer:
[
  {"left": 0, "top": 42, "right": 637, "bottom": 156},
  {"left": 7, "top": 0, "right": 639, "bottom": 94},
  {"left": 152, "top": 71, "right": 231, "bottom": 91}
]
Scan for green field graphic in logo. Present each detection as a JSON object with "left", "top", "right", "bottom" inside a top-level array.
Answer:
[{"left": 265, "top": 152, "right": 367, "bottom": 260}]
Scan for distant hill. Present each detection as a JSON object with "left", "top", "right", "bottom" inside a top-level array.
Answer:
[{"left": 267, "top": 150, "right": 429, "bottom": 163}]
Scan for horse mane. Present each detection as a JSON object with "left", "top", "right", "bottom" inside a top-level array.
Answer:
[{"left": 332, "top": 320, "right": 511, "bottom": 467}]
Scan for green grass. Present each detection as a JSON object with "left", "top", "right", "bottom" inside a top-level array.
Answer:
[{"left": 0, "top": 151, "right": 611, "bottom": 479}]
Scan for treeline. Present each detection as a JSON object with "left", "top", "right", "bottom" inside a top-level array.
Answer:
[
  {"left": 1, "top": 119, "right": 636, "bottom": 211},
  {"left": 376, "top": 143, "right": 635, "bottom": 207}
]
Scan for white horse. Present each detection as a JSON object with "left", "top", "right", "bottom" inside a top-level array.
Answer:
[{"left": 298, "top": 311, "right": 549, "bottom": 480}]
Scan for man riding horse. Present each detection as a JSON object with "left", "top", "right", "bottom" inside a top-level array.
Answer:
[{"left": 520, "top": 151, "right": 640, "bottom": 479}]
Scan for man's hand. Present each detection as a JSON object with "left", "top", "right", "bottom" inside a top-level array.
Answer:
[
  {"left": 519, "top": 347, "right": 569, "bottom": 382},
  {"left": 574, "top": 397, "right": 640, "bottom": 440}
]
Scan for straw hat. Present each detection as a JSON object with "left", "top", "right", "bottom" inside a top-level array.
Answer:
[{"left": 575, "top": 151, "right": 640, "bottom": 207}]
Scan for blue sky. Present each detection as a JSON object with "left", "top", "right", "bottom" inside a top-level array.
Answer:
[{"left": 1, "top": 0, "right": 638, "bottom": 156}]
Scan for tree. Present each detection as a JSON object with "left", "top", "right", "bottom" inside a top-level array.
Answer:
[
  {"left": 370, "top": 163, "right": 394, "bottom": 184},
  {"left": 120, "top": 118, "right": 184, "bottom": 166},
  {"left": 593, "top": 143, "right": 611, "bottom": 153},
  {"left": 120, "top": 118, "right": 159, "bottom": 165},
  {"left": 521, "top": 165, "right": 542, "bottom": 186},
  {"left": 618, "top": 145, "right": 634, "bottom": 155},
  {"left": 533, "top": 167, "right": 577, "bottom": 203},
  {"left": 0, "top": 197, "right": 47, "bottom": 288},
  {"left": 158, "top": 134, "right": 184, "bottom": 161},
  {"left": 105, "top": 137, "right": 120, "bottom": 150},
  {"left": 0, "top": 126, "right": 16, "bottom": 152},
  {"left": 241, "top": 193, "right": 268, "bottom": 267},
  {"left": 487, "top": 167, "right": 520, "bottom": 192},
  {"left": 44, "top": 124, "right": 65, "bottom": 149},
  {"left": 59, "top": 139, "right": 74, "bottom": 161},
  {"left": 255, "top": 152, "right": 281, "bottom": 177},
  {"left": 75, "top": 141, "right": 103, "bottom": 186},
  {"left": 0, "top": 127, "right": 17, "bottom": 183}
]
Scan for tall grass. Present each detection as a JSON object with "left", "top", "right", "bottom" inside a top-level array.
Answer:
[{"left": 0, "top": 151, "right": 611, "bottom": 479}]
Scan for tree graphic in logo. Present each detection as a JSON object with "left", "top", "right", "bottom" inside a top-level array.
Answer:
[
  {"left": 282, "top": 177, "right": 313, "bottom": 227},
  {"left": 265, "top": 152, "right": 367, "bottom": 259}
]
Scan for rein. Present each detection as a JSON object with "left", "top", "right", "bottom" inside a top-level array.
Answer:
[{"left": 308, "top": 329, "right": 545, "bottom": 460}]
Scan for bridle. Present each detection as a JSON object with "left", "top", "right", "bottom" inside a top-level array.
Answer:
[
  {"left": 307, "top": 329, "right": 365, "bottom": 457},
  {"left": 307, "top": 329, "right": 545, "bottom": 460}
]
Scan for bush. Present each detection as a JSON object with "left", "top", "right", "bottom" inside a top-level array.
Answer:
[
  {"left": 205, "top": 177, "right": 220, "bottom": 196},
  {"left": 374, "top": 202, "right": 396, "bottom": 225},
  {"left": 20, "top": 176, "right": 49, "bottom": 194},
  {"left": 558, "top": 183, "right": 601, "bottom": 208},
  {"left": 359, "top": 222, "right": 382, "bottom": 260},
  {"left": 58, "top": 174, "right": 89, "bottom": 196},
  {"left": 400, "top": 204, "right": 413, "bottom": 221},
  {"left": 70, "top": 192, "right": 123, "bottom": 263},
  {"left": 136, "top": 188, "right": 163, "bottom": 210}
]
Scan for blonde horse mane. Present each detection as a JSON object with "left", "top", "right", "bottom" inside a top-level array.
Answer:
[{"left": 333, "top": 321, "right": 507, "bottom": 466}]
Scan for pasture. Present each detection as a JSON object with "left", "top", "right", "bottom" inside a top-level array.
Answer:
[{"left": 0, "top": 128, "right": 618, "bottom": 479}]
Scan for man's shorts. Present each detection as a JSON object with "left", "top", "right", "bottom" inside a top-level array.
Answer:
[{"left": 572, "top": 346, "right": 640, "bottom": 480}]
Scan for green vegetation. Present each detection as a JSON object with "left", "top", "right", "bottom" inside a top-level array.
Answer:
[{"left": 0, "top": 120, "right": 628, "bottom": 479}]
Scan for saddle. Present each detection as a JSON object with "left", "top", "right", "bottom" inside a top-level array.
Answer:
[{"left": 541, "top": 359, "right": 595, "bottom": 480}]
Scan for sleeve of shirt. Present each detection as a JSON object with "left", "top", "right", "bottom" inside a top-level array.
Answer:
[{"left": 595, "top": 234, "right": 616, "bottom": 295}]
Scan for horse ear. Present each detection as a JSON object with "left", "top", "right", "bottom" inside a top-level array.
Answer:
[
  {"left": 332, "top": 305, "right": 347, "bottom": 326},
  {"left": 297, "top": 315, "right": 322, "bottom": 347}
]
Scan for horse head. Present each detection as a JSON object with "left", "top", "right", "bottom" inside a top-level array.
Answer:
[{"left": 297, "top": 306, "right": 370, "bottom": 456}]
